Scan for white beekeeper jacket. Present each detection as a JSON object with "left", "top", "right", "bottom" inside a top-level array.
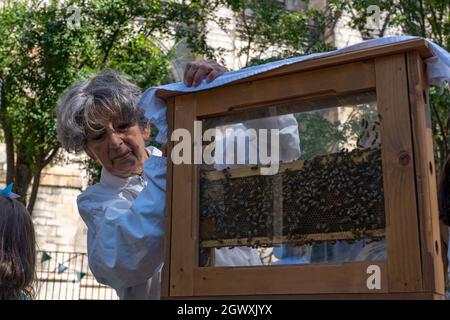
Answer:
[{"left": 77, "top": 146, "right": 262, "bottom": 300}]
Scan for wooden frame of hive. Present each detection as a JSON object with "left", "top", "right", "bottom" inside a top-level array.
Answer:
[{"left": 160, "top": 38, "right": 445, "bottom": 299}]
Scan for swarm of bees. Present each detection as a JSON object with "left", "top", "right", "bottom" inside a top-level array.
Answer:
[{"left": 199, "top": 147, "right": 385, "bottom": 248}]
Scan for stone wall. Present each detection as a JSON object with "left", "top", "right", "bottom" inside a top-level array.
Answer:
[
  {"left": 33, "top": 166, "right": 88, "bottom": 253},
  {"left": 0, "top": 144, "right": 89, "bottom": 253}
]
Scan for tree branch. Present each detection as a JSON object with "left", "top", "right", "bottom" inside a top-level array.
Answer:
[
  {"left": 429, "top": 5, "right": 443, "bottom": 45},
  {"left": 28, "top": 146, "right": 58, "bottom": 214},
  {"left": 0, "top": 76, "right": 15, "bottom": 184},
  {"left": 418, "top": 0, "right": 427, "bottom": 37},
  {"left": 101, "top": 27, "right": 121, "bottom": 68},
  {"left": 27, "top": 166, "right": 41, "bottom": 215},
  {"left": 379, "top": 12, "right": 392, "bottom": 38},
  {"left": 41, "top": 147, "right": 59, "bottom": 169},
  {"left": 431, "top": 102, "right": 448, "bottom": 159}
]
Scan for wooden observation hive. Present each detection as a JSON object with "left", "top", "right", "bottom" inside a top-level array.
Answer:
[{"left": 161, "top": 39, "right": 445, "bottom": 299}]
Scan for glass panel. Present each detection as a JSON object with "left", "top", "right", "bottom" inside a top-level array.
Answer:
[{"left": 198, "top": 92, "right": 386, "bottom": 267}]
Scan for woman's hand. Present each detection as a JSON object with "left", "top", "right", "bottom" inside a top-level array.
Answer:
[{"left": 183, "top": 60, "right": 228, "bottom": 87}]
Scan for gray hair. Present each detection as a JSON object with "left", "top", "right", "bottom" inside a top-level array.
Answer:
[{"left": 57, "top": 69, "right": 149, "bottom": 152}]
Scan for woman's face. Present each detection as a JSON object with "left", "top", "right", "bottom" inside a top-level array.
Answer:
[{"left": 84, "top": 120, "right": 150, "bottom": 178}]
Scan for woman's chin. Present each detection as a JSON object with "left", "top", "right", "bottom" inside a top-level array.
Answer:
[
  {"left": 113, "top": 160, "right": 138, "bottom": 177},
  {"left": 113, "top": 168, "right": 135, "bottom": 178}
]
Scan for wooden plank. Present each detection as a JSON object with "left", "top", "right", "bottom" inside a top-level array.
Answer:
[
  {"left": 203, "top": 148, "right": 374, "bottom": 181},
  {"left": 169, "top": 95, "right": 197, "bottom": 296},
  {"left": 194, "top": 61, "right": 376, "bottom": 117},
  {"left": 156, "top": 38, "right": 433, "bottom": 101},
  {"left": 407, "top": 51, "right": 445, "bottom": 294},
  {"left": 375, "top": 54, "right": 423, "bottom": 292},
  {"left": 193, "top": 261, "right": 388, "bottom": 296},
  {"left": 165, "top": 292, "right": 443, "bottom": 300},
  {"left": 200, "top": 229, "right": 386, "bottom": 248},
  {"left": 160, "top": 97, "right": 175, "bottom": 298}
]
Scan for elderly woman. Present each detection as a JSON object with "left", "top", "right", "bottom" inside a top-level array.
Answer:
[{"left": 56, "top": 61, "right": 261, "bottom": 300}]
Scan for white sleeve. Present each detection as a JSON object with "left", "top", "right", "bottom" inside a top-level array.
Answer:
[
  {"left": 213, "top": 114, "right": 301, "bottom": 170},
  {"left": 214, "top": 247, "right": 262, "bottom": 266},
  {"left": 77, "top": 155, "right": 167, "bottom": 289},
  {"left": 242, "top": 114, "right": 301, "bottom": 163}
]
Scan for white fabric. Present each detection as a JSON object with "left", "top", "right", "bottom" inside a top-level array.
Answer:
[
  {"left": 77, "top": 146, "right": 166, "bottom": 300},
  {"left": 214, "top": 247, "right": 263, "bottom": 267},
  {"left": 213, "top": 115, "right": 301, "bottom": 170}
]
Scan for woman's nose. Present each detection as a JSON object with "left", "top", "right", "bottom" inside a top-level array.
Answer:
[{"left": 108, "top": 131, "right": 124, "bottom": 148}]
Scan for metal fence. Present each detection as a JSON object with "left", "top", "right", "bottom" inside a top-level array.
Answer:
[
  {"left": 36, "top": 251, "right": 118, "bottom": 300},
  {"left": 35, "top": 251, "right": 449, "bottom": 299}
]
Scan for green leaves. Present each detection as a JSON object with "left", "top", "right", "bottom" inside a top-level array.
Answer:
[
  {"left": 0, "top": 0, "right": 181, "bottom": 199},
  {"left": 1, "top": 1, "right": 85, "bottom": 163},
  {"left": 108, "top": 34, "right": 170, "bottom": 88},
  {"left": 226, "top": 0, "right": 336, "bottom": 67},
  {"left": 336, "top": 0, "right": 450, "bottom": 175}
]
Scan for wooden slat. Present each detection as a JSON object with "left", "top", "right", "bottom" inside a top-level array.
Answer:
[
  {"left": 203, "top": 149, "right": 374, "bottom": 181},
  {"left": 407, "top": 51, "right": 445, "bottom": 294},
  {"left": 194, "top": 61, "right": 376, "bottom": 117},
  {"left": 169, "top": 95, "right": 197, "bottom": 296},
  {"left": 375, "top": 54, "right": 423, "bottom": 292},
  {"left": 161, "top": 97, "right": 174, "bottom": 299},
  {"left": 167, "top": 292, "right": 443, "bottom": 300},
  {"left": 193, "top": 261, "right": 388, "bottom": 296},
  {"left": 200, "top": 229, "right": 386, "bottom": 248}
]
